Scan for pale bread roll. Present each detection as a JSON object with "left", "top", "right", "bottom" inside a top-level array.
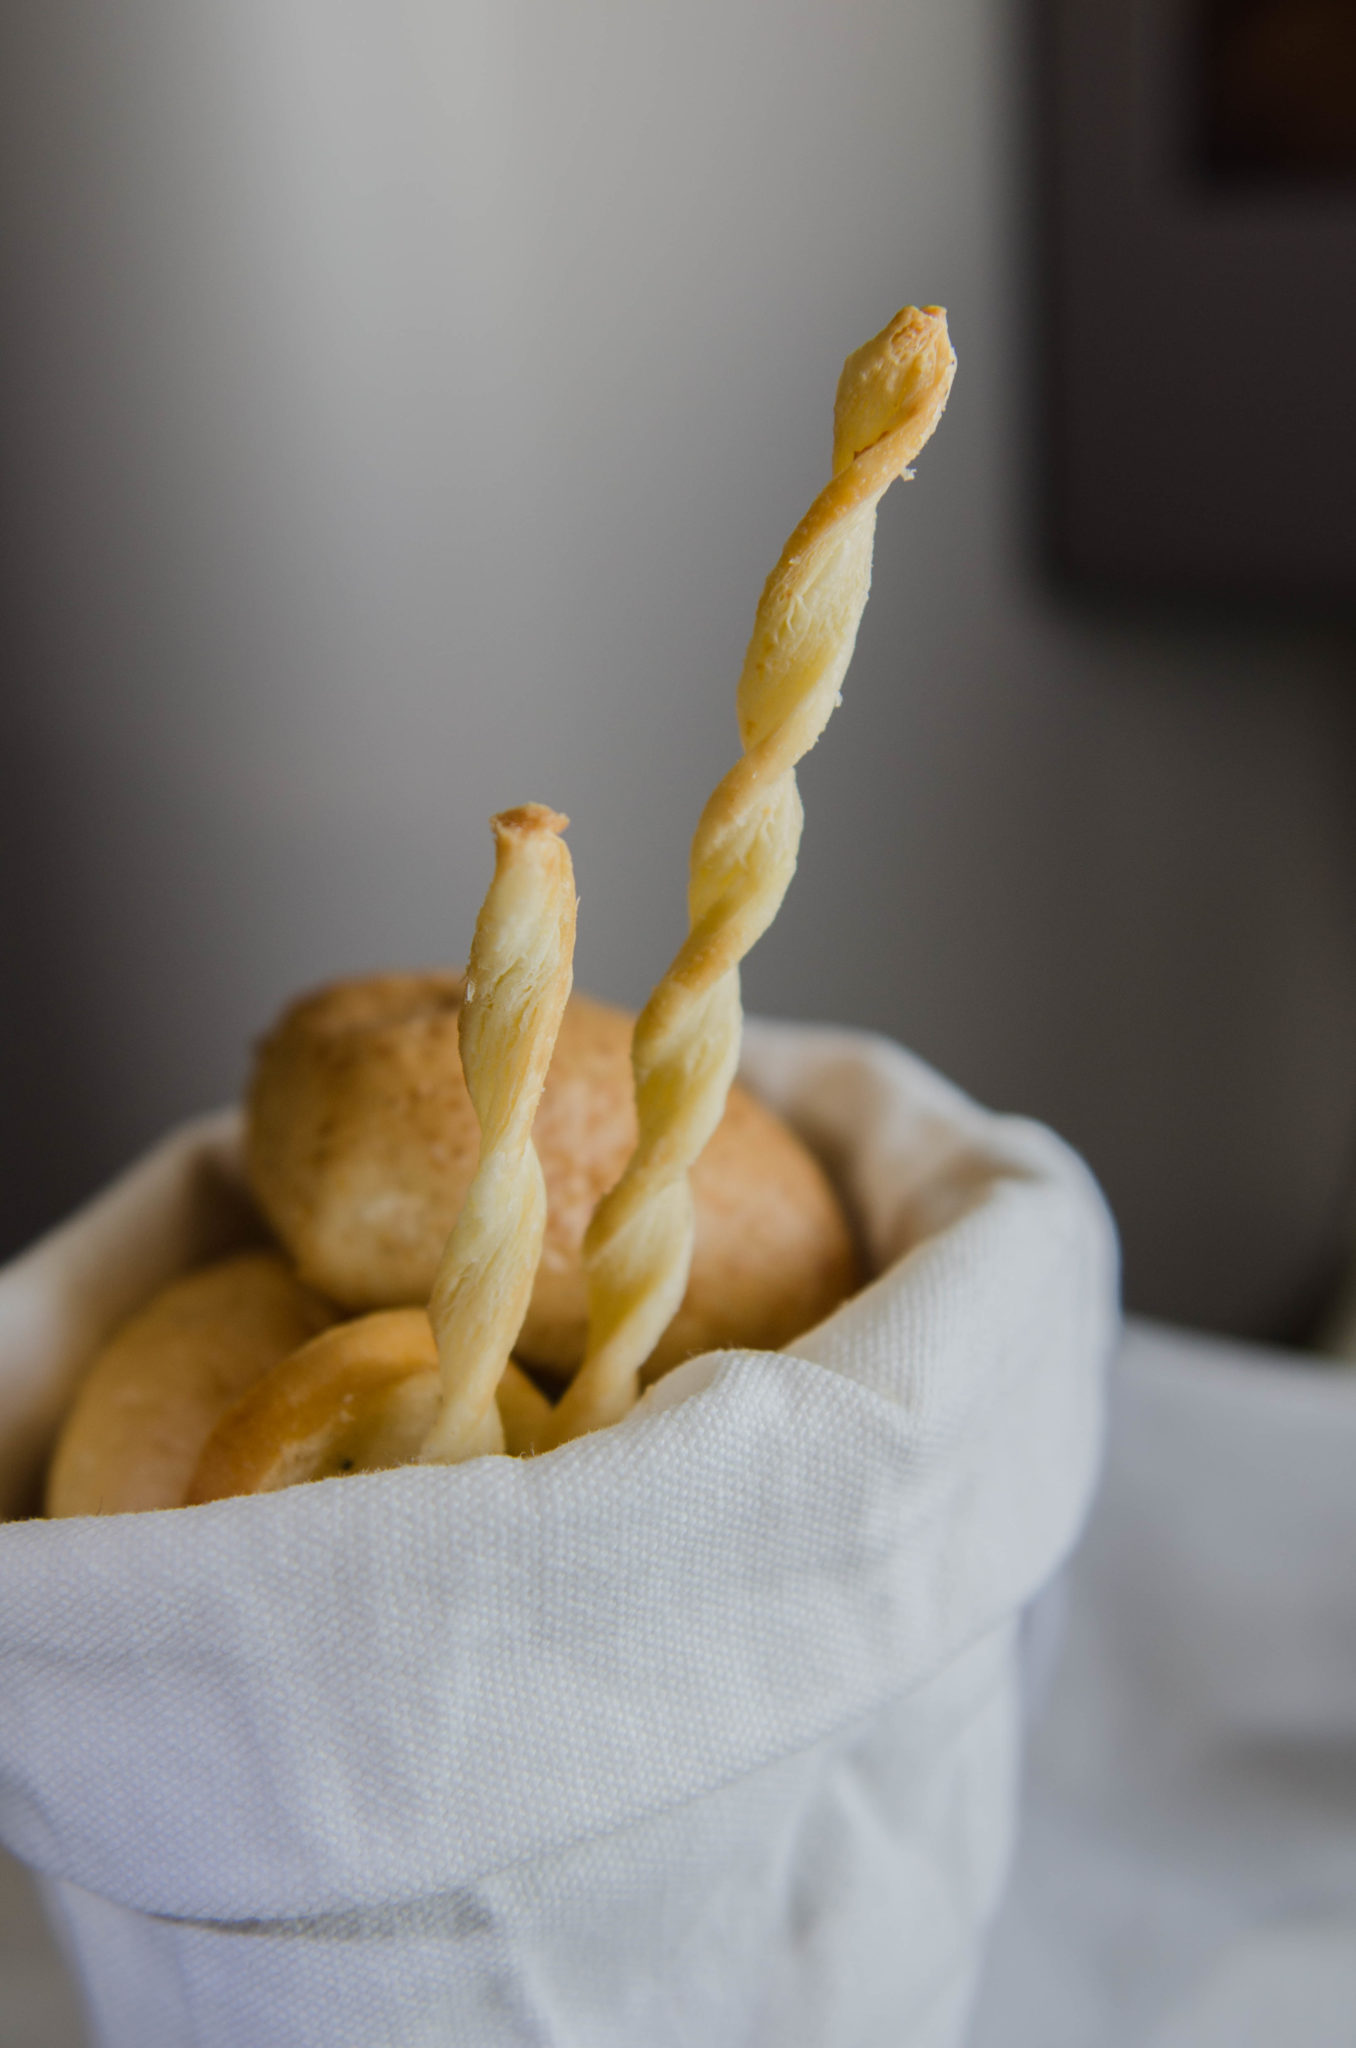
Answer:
[
  {"left": 45, "top": 1252, "right": 337, "bottom": 1518},
  {"left": 246, "top": 975, "right": 860, "bottom": 1379},
  {"left": 187, "top": 1312, "right": 552, "bottom": 1503}
]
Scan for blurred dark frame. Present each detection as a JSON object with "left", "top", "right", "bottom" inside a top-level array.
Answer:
[
  {"left": 1197, "top": 0, "right": 1356, "bottom": 182},
  {"left": 1038, "top": 0, "right": 1356, "bottom": 604}
]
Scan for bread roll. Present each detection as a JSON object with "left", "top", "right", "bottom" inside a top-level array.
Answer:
[
  {"left": 246, "top": 975, "right": 859, "bottom": 1378},
  {"left": 188, "top": 1313, "right": 552, "bottom": 1502},
  {"left": 46, "top": 1252, "right": 337, "bottom": 1517}
]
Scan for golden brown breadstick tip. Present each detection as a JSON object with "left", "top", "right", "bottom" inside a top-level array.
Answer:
[
  {"left": 419, "top": 803, "right": 576, "bottom": 1463},
  {"left": 550, "top": 306, "right": 955, "bottom": 1444}
]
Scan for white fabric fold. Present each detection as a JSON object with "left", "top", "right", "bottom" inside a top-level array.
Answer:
[
  {"left": 971, "top": 1319, "right": 1356, "bottom": 2048},
  {"left": 0, "top": 1022, "right": 1118, "bottom": 2047}
]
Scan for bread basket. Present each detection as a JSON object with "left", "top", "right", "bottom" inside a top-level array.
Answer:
[{"left": 0, "top": 1019, "right": 1117, "bottom": 2048}]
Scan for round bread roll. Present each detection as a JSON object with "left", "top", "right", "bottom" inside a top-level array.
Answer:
[
  {"left": 187, "top": 1312, "right": 553, "bottom": 1504},
  {"left": 188, "top": 1310, "right": 446, "bottom": 1502},
  {"left": 247, "top": 974, "right": 860, "bottom": 1378},
  {"left": 46, "top": 1252, "right": 337, "bottom": 1518}
]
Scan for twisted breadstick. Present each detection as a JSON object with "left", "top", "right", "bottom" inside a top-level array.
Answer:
[
  {"left": 419, "top": 804, "right": 575, "bottom": 1463},
  {"left": 550, "top": 305, "right": 955, "bottom": 1444}
]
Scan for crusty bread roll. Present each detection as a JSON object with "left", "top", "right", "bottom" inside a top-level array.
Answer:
[
  {"left": 188, "top": 1310, "right": 444, "bottom": 1502},
  {"left": 46, "top": 1252, "right": 337, "bottom": 1517},
  {"left": 246, "top": 975, "right": 860, "bottom": 1379},
  {"left": 187, "top": 1312, "right": 553, "bottom": 1503}
]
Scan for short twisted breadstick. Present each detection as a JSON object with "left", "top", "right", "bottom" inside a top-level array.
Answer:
[
  {"left": 419, "top": 804, "right": 575, "bottom": 1463},
  {"left": 550, "top": 305, "right": 955, "bottom": 1445}
]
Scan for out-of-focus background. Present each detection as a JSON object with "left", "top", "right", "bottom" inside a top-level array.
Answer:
[{"left": 3, "top": 0, "right": 1355, "bottom": 1349}]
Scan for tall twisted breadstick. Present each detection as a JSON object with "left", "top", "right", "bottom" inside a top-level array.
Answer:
[
  {"left": 550, "top": 305, "right": 955, "bottom": 1445},
  {"left": 419, "top": 804, "right": 575, "bottom": 1463}
]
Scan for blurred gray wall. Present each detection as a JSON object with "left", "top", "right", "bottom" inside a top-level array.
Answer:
[{"left": 3, "top": 0, "right": 1355, "bottom": 1337}]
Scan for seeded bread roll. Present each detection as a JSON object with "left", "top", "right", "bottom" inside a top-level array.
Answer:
[
  {"left": 246, "top": 974, "right": 860, "bottom": 1380},
  {"left": 46, "top": 1252, "right": 337, "bottom": 1517}
]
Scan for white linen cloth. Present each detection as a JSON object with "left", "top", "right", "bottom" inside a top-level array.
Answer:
[
  {"left": 0, "top": 1023, "right": 1117, "bottom": 2048},
  {"left": 971, "top": 1319, "right": 1356, "bottom": 2048}
]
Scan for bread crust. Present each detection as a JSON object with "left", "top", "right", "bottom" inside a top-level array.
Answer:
[
  {"left": 187, "top": 1310, "right": 446, "bottom": 1501},
  {"left": 246, "top": 976, "right": 859, "bottom": 1379},
  {"left": 45, "top": 1252, "right": 337, "bottom": 1517},
  {"left": 187, "top": 1314, "right": 554, "bottom": 1502}
]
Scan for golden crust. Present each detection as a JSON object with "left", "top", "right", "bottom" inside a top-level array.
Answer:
[
  {"left": 45, "top": 1252, "right": 337, "bottom": 1517},
  {"left": 187, "top": 1310, "right": 445, "bottom": 1501},
  {"left": 246, "top": 972, "right": 476, "bottom": 1309},
  {"left": 246, "top": 976, "right": 859, "bottom": 1380},
  {"left": 187, "top": 1312, "right": 551, "bottom": 1501}
]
